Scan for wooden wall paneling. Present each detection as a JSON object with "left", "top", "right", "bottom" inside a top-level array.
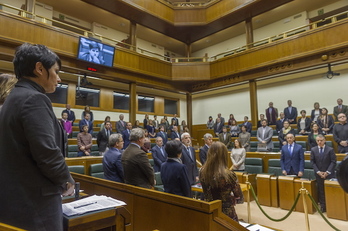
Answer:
[
  {"left": 174, "top": 9, "right": 206, "bottom": 24},
  {"left": 256, "top": 174, "right": 272, "bottom": 206},
  {"left": 278, "top": 176, "right": 295, "bottom": 210},
  {"left": 270, "top": 176, "right": 279, "bottom": 207},
  {"left": 324, "top": 180, "right": 348, "bottom": 221},
  {"left": 172, "top": 62, "right": 210, "bottom": 81},
  {"left": 99, "top": 88, "right": 113, "bottom": 111},
  {"left": 67, "top": 83, "right": 77, "bottom": 107},
  {"left": 154, "top": 97, "right": 164, "bottom": 116},
  {"left": 293, "top": 179, "right": 317, "bottom": 214},
  {"left": 126, "top": 0, "right": 175, "bottom": 22}
]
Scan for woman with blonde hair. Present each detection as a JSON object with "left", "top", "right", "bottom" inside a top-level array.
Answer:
[
  {"left": 199, "top": 142, "right": 243, "bottom": 221},
  {"left": 0, "top": 73, "right": 17, "bottom": 111}
]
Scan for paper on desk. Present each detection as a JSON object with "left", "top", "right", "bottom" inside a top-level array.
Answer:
[{"left": 62, "top": 195, "right": 126, "bottom": 216}]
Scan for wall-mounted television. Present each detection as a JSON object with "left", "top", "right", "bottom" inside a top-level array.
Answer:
[{"left": 77, "top": 37, "right": 115, "bottom": 67}]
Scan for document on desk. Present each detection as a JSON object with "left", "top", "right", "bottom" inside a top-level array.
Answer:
[{"left": 62, "top": 195, "right": 126, "bottom": 216}]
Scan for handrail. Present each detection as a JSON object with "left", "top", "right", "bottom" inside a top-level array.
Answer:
[{"left": 1, "top": 3, "right": 347, "bottom": 63}]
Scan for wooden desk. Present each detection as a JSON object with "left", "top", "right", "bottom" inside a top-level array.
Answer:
[
  {"left": 293, "top": 179, "right": 317, "bottom": 214},
  {"left": 256, "top": 174, "right": 273, "bottom": 206},
  {"left": 325, "top": 180, "right": 348, "bottom": 220},
  {"left": 270, "top": 176, "right": 279, "bottom": 207},
  {"left": 278, "top": 176, "right": 295, "bottom": 210},
  {"left": 63, "top": 206, "right": 130, "bottom": 231}
]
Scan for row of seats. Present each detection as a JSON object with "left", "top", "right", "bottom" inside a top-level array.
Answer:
[
  {"left": 67, "top": 144, "right": 100, "bottom": 158},
  {"left": 68, "top": 163, "right": 104, "bottom": 178}
]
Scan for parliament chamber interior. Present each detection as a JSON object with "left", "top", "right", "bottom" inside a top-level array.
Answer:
[{"left": 1, "top": 0, "right": 348, "bottom": 230}]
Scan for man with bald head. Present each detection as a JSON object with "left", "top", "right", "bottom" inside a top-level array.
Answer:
[{"left": 280, "top": 133, "right": 304, "bottom": 177}]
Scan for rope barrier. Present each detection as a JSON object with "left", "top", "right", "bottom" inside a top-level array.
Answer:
[
  {"left": 249, "top": 183, "right": 301, "bottom": 221},
  {"left": 246, "top": 182, "right": 341, "bottom": 231}
]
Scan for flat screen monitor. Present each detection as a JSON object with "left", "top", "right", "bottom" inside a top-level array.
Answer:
[{"left": 77, "top": 37, "right": 115, "bottom": 67}]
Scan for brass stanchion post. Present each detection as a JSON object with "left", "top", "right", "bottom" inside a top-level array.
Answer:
[
  {"left": 301, "top": 182, "right": 310, "bottom": 231},
  {"left": 246, "top": 174, "right": 251, "bottom": 223}
]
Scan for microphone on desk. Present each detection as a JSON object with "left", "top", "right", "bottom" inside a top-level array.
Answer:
[{"left": 75, "top": 182, "right": 80, "bottom": 200}]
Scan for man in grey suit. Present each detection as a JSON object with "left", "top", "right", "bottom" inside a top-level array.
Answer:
[
  {"left": 116, "top": 114, "right": 127, "bottom": 133},
  {"left": 199, "top": 133, "right": 213, "bottom": 165},
  {"left": 121, "top": 128, "right": 155, "bottom": 189},
  {"left": 257, "top": 119, "right": 274, "bottom": 151},
  {"left": 333, "top": 98, "right": 348, "bottom": 121},
  {"left": 310, "top": 134, "right": 336, "bottom": 212}
]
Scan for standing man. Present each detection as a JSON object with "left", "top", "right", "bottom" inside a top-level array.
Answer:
[
  {"left": 199, "top": 133, "right": 213, "bottom": 165},
  {"left": 276, "top": 112, "right": 286, "bottom": 134},
  {"left": 257, "top": 119, "right": 274, "bottom": 151},
  {"left": 171, "top": 114, "right": 179, "bottom": 127},
  {"left": 97, "top": 121, "right": 111, "bottom": 155},
  {"left": 216, "top": 113, "right": 225, "bottom": 125},
  {"left": 219, "top": 126, "right": 231, "bottom": 149},
  {"left": 103, "top": 133, "right": 125, "bottom": 183},
  {"left": 122, "top": 128, "right": 155, "bottom": 189},
  {"left": 333, "top": 98, "right": 348, "bottom": 121},
  {"left": 181, "top": 132, "right": 199, "bottom": 185},
  {"left": 116, "top": 114, "right": 126, "bottom": 133},
  {"left": 122, "top": 122, "right": 132, "bottom": 150},
  {"left": 0, "top": 43, "right": 74, "bottom": 230},
  {"left": 284, "top": 100, "right": 298, "bottom": 124},
  {"left": 170, "top": 125, "right": 181, "bottom": 141},
  {"left": 214, "top": 117, "right": 224, "bottom": 137},
  {"left": 310, "top": 134, "right": 336, "bottom": 212},
  {"left": 151, "top": 136, "right": 167, "bottom": 172},
  {"left": 280, "top": 133, "right": 304, "bottom": 176},
  {"left": 79, "top": 112, "right": 93, "bottom": 134},
  {"left": 242, "top": 116, "right": 252, "bottom": 133},
  {"left": 62, "top": 103, "right": 75, "bottom": 124},
  {"left": 266, "top": 102, "right": 278, "bottom": 125},
  {"left": 333, "top": 113, "right": 348, "bottom": 153},
  {"left": 156, "top": 124, "right": 168, "bottom": 145}
]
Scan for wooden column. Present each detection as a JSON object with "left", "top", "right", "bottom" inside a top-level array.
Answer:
[
  {"left": 185, "top": 44, "right": 191, "bottom": 58},
  {"left": 186, "top": 92, "right": 192, "bottom": 134},
  {"left": 245, "top": 17, "right": 254, "bottom": 49},
  {"left": 249, "top": 80, "right": 258, "bottom": 129},
  {"left": 129, "top": 21, "right": 137, "bottom": 51},
  {"left": 129, "top": 82, "right": 136, "bottom": 124}
]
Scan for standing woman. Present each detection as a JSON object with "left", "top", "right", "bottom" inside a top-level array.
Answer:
[
  {"left": 308, "top": 123, "right": 323, "bottom": 148},
  {"left": 311, "top": 102, "right": 321, "bottom": 122},
  {"left": 228, "top": 114, "right": 237, "bottom": 126},
  {"left": 230, "top": 139, "right": 246, "bottom": 171},
  {"left": 297, "top": 110, "right": 311, "bottom": 135},
  {"left": 0, "top": 73, "right": 17, "bottom": 112},
  {"left": 229, "top": 120, "right": 240, "bottom": 137},
  {"left": 206, "top": 116, "right": 215, "bottom": 129},
  {"left": 278, "top": 120, "right": 295, "bottom": 148},
  {"left": 238, "top": 125, "right": 251, "bottom": 152},
  {"left": 143, "top": 114, "right": 149, "bottom": 128},
  {"left": 147, "top": 119, "right": 156, "bottom": 138},
  {"left": 81, "top": 105, "right": 94, "bottom": 123},
  {"left": 317, "top": 108, "right": 334, "bottom": 134},
  {"left": 200, "top": 142, "right": 243, "bottom": 221}
]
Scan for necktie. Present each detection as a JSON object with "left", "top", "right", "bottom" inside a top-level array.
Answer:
[
  {"left": 288, "top": 144, "right": 292, "bottom": 156},
  {"left": 187, "top": 148, "right": 192, "bottom": 159},
  {"left": 160, "top": 147, "right": 165, "bottom": 157},
  {"left": 320, "top": 147, "right": 323, "bottom": 154}
]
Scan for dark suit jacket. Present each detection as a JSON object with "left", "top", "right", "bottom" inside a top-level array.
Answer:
[
  {"left": 79, "top": 119, "right": 93, "bottom": 134},
  {"left": 310, "top": 145, "right": 336, "bottom": 178},
  {"left": 161, "top": 159, "right": 191, "bottom": 197},
  {"left": 284, "top": 106, "right": 298, "bottom": 123},
  {"left": 218, "top": 132, "right": 232, "bottom": 148},
  {"left": 317, "top": 115, "right": 334, "bottom": 134},
  {"left": 170, "top": 131, "right": 181, "bottom": 141},
  {"left": 121, "top": 143, "right": 155, "bottom": 188},
  {"left": 333, "top": 105, "right": 348, "bottom": 120},
  {"left": 266, "top": 107, "right": 278, "bottom": 125},
  {"left": 0, "top": 78, "right": 73, "bottom": 230},
  {"left": 122, "top": 129, "right": 131, "bottom": 149},
  {"left": 102, "top": 147, "right": 124, "bottom": 183},
  {"left": 62, "top": 109, "right": 76, "bottom": 123},
  {"left": 242, "top": 121, "right": 252, "bottom": 133},
  {"left": 181, "top": 146, "right": 198, "bottom": 185},
  {"left": 214, "top": 122, "right": 224, "bottom": 135},
  {"left": 278, "top": 128, "right": 296, "bottom": 147},
  {"left": 297, "top": 117, "right": 312, "bottom": 133},
  {"left": 199, "top": 145, "right": 209, "bottom": 165},
  {"left": 151, "top": 145, "right": 167, "bottom": 172},
  {"left": 276, "top": 119, "right": 286, "bottom": 133},
  {"left": 116, "top": 120, "right": 126, "bottom": 133},
  {"left": 97, "top": 128, "right": 110, "bottom": 152},
  {"left": 156, "top": 131, "right": 168, "bottom": 145},
  {"left": 280, "top": 143, "right": 304, "bottom": 174},
  {"left": 310, "top": 109, "right": 321, "bottom": 121}
]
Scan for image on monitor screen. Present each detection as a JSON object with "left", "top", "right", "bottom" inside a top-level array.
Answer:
[{"left": 77, "top": 37, "right": 115, "bottom": 67}]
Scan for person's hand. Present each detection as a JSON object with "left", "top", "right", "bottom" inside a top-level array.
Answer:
[
  {"left": 340, "top": 141, "right": 348, "bottom": 147},
  {"left": 323, "top": 172, "right": 328, "bottom": 179},
  {"left": 85, "top": 151, "right": 90, "bottom": 156},
  {"left": 282, "top": 170, "right": 287, "bottom": 175},
  {"left": 282, "top": 141, "right": 287, "bottom": 145},
  {"left": 80, "top": 146, "right": 85, "bottom": 151},
  {"left": 62, "top": 182, "right": 75, "bottom": 197},
  {"left": 195, "top": 176, "right": 199, "bottom": 183},
  {"left": 298, "top": 171, "right": 303, "bottom": 177},
  {"left": 262, "top": 141, "right": 266, "bottom": 144}
]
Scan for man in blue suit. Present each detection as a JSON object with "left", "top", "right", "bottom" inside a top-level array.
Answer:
[
  {"left": 284, "top": 100, "right": 298, "bottom": 124},
  {"left": 156, "top": 125, "right": 168, "bottom": 145},
  {"left": 79, "top": 112, "right": 93, "bottom": 134},
  {"left": 170, "top": 126, "right": 181, "bottom": 141},
  {"left": 280, "top": 133, "right": 304, "bottom": 176},
  {"left": 151, "top": 136, "right": 167, "bottom": 172},
  {"left": 122, "top": 122, "right": 132, "bottom": 150}
]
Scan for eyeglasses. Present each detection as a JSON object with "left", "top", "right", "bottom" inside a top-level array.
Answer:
[{"left": 338, "top": 116, "right": 346, "bottom": 118}]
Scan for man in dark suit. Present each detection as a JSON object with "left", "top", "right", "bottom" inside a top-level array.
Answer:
[
  {"left": 214, "top": 117, "right": 224, "bottom": 137},
  {"left": 122, "top": 122, "right": 132, "bottom": 150},
  {"left": 276, "top": 112, "right": 286, "bottom": 134},
  {"left": 333, "top": 98, "right": 348, "bottom": 121},
  {"left": 103, "top": 133, "right": 124, "bottom": 183},
  {"left": 216, "top": 113, "right": 225, "bottom": 125},
  {"left": 280, "top": 133, "right": 304, "bottom": 176},
  {"left": 62, "top": 104, "right": 75, "bottom": 123},
  {"left": 79, "top": 112, "right": 93, "bottom": 134},
  {"left": 116, "top": 114, "right": 126, "bottom": 133},
  {"left": 170, "top": 125, "right": 181, "bottom": 141},
  {"left": 171, "top": 114, "right": 179, "bottom": 127},
  {"left": 97, "top": 121, "right": 111, "bottom": 155},
  {"left": 242, "top": 116, "right": 252, "bottom": 133},
  {"left": 151, "top": 136, "right": 167, "bottom": 172},
  {"left": 199, "top": 133, "right": 213, "bottom": 165},
  {"left": 121, "top": 128, "right": 155, "bottom": 189},
  {"left": 266, "top": 102, "right": 278, "bottom": 125},
  {"left": 284, "top": 100, "right": 298, "bottom": 124},
  {"left": 310, "top": 134, "right": 336, "bottom": 212},
  {"left": 181, "top": 132, "right": 199, "bottom": 185},
  {"left": 0, "top": 43, "right": 74, "bottom": 230},
  {"left": 156, "top": 125, "right": 168, "bottom": 145}
]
